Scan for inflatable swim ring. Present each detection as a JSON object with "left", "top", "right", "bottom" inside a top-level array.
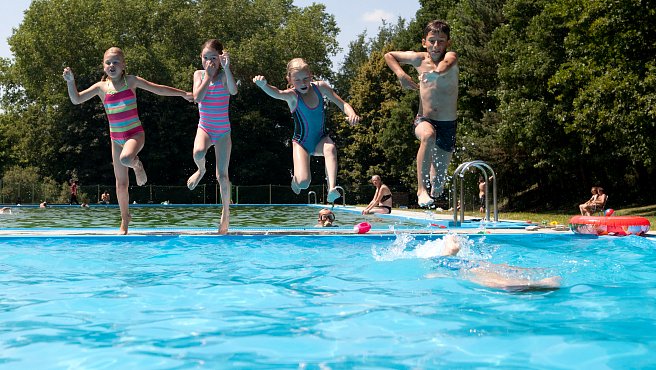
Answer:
[{"left": 569, "top": 215, "right": 651, "bottom": 236}]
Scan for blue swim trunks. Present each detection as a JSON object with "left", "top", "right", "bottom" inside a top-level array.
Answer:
[{"left": 414, "top": 115, "right": 457, "bottom": 152}]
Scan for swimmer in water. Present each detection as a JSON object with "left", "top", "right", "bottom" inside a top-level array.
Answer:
[{"left": 433, "top": 234, "right": 561, "bottom": 292}]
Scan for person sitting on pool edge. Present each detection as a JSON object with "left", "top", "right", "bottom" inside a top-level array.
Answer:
[
  {"left": 362, "top": 175, "right": 393, "bottom": 215},
  {"left": 316, "top": 208, "right": 336, "bottom": 227},
  {"left": 434, "top": 234, "right": 562, "bottom": 292}
]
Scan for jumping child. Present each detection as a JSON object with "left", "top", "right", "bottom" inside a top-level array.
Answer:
[
  {"left": 252, "top": 58, "right": 359, "bottom": 203},
  {"left": 63, "top": 47, "right": 193, "bottom": 234},
  {"left": 186, "top": 39, "right": 238, "bottom": 234},
  {"left": 385, "top": 20, "right": 459, "bottom": 207}
]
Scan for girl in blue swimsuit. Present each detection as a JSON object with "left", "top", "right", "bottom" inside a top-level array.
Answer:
[{"left": 253, "top": 58, "right": 360, "bottom": 202}]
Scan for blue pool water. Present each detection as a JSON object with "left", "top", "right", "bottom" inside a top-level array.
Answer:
[{"left": 1, "top": 233, "right": 655, "bottom": 368}]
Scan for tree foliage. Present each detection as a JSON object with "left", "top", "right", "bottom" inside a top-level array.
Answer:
[
  {"left": 0, "top": 0, "right": 338, "bottom": 189},
  {"left": 1, "top": 0, "right": 655, "bottom": 208}
]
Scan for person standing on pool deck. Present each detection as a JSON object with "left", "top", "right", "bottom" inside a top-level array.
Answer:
[
  {"left": 186, "top": 39, "right": 238, "bottom": 234},
  {"left": 385, "top": 20, "right": 459, "bottom": 208},
  {"left": 63, "top": 47, "right": 193, "bottom": 235},
  {"left": 69, "top": 179, "right": 79, "bottom": 205},
  {"left": 252, "top": 58, "right": 360, "bottom": 203}
]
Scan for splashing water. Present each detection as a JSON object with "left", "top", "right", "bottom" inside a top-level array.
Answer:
[{"left": 372, "top": 233, "right": 478, "bottom": 262}]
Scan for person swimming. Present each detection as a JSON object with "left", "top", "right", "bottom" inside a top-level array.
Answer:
[
  {"left": 429, "top": 234, "right": 562, "bottom": 292},
  {"left": 316, "top": 208, "right": 336, "bottom": 227}
]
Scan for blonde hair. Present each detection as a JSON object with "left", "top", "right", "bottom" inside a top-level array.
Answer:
[
  {"left": 101, "top": 47, "right": 126, "bottom": 81},
  {"left": 286, "top": 58, "right": 312, "bottom": 88}
]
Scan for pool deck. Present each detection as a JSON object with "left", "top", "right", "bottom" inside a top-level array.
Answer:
[{"left": 0, "top": 205, "right": 620, "bottom": 237}]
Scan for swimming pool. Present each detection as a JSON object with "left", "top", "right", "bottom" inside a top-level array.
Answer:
[
  {"left": 0, "top": 205, "right": 429, "bottom": 230},
  {"left": 0, "top": 204, "right": 529, "bottom": 233},
  {"left": 1, "top": 232, "right": 654, "bottom": 368}
]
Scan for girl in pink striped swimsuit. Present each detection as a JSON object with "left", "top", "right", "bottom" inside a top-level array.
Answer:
[
  {"left": 63, "top": 47, "right": 192, "bottom": 235},
  {"left": 187, "top": 39, "right": 238, "bottom": 234}
]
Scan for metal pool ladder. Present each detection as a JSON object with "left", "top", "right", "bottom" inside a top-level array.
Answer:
[
  {"left": 333, "top": 186, "right": 345, "bottom": 206},
  {"left": 452, "top": 160, "right": 497, "bottom": 226},
  {"left": 307, "top": 191, "right": 317, "bottom": 204}
]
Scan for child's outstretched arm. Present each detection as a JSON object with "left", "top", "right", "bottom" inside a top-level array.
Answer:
[
  {"left": 316, "top": 81, "right": 360, "bottom": 125},
  {"left": 133, "top": 76, "right": 193, "bottom": 102},
  {"left": 252, "top": 75, "right": 296, "bottom": 109},
  {"left": 384, "top": 51, "right": 421, "bottom": 90},
  {"left": 62, "top": 67, "right": 101, "bottom": 105}
]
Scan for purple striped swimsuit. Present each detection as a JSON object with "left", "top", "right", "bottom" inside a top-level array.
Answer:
[{"left": 198, "top": 73, "right": 231, "bottom": 144}]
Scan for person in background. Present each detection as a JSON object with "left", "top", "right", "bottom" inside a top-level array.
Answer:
[
  {"left": 579, "top": 186, "right": 606, "bottom": 216},
  {"left": 316, "top": 208, "right": 336, "bottom": 227},
  {"left": 69, "top": 180, "right": 79, "bottom": 205},
  {"left": 253, "top": 58, "right": 359, "bottom": 204},
  {"left": 186, "top": 39, "right": 238, "bottom": 235},
  {"left": 63, "top": 47, "right": 193, "bottom": 234},
  {"left": 362, "top": 175, "right": 393, "bottom": 214},
  {"left": 100, "top": 190, "right": 111, "bottom": 204},
  {"left": 478, "top": 175, "right": 494, "bottom": 213}
]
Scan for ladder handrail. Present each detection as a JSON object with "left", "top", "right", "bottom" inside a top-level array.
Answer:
[
  {"left": 452, "top": 160, "right": 497, "bottom": 226},
  {"left": 307, "top": 191, "right": 317, "bottom": 204}
]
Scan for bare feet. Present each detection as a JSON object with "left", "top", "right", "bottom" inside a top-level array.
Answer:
[
  {"left": 327, "top": 188, "right": 341, "bottom": 203},
  {"left": 218, "top": 209, "right": 229, "bottom": 235},
  {"left": 417, "top": 191, "right": 434, "bottom": 207},
  {"left": 291, "top": 177, "right": 301, "bottom": 195},
  {"left": 119, "top": 214, "right": 132, "bottom": 235},
  {"left": 133, "top": 158, "right": 147, "bottom": 186},
  {"left": 187, "top": 168, "right": 206, "bottom": 190}
]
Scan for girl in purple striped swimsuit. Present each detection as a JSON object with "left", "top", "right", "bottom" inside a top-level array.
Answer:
[
  {"left": 63, "top": 47, "right": 192, "bottom": 234},
  {"left": 187, "top": 39, "right": 238, "bottom": 234}
]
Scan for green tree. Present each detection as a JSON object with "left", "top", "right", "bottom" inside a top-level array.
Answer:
[{"left": 0, "top": 0, "right": 340, "bottom": 191}]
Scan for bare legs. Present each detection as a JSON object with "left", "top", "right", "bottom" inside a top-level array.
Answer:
[
  {"left": 187, "top": 128, "right": 210, "bottom": 191},
  {"left": 415, "top": 121, "right": 452, "bottom": 206},
  {"left": 214, "top": 134, "right": 232, "bottom": 234},
  {"left": 188, "top": 129, "right": 232, "bottom": 234},
  {"left": 291, "top": 137, "right": 340, "bottom": 202},
  {"left": 111, "top": 133, "right": 146, "bottom": 235}
]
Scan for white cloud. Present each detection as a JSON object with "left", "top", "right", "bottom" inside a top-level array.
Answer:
[{"left": 362, "top": 9, "right": 393, "bottom": 23}]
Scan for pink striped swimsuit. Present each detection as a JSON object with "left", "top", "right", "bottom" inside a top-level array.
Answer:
[
  {"left": 103, "top": 80, "right": 144, "bottom": 145},
  {"left": 198, "top": 72, "right": 231, "bottom": 144}
]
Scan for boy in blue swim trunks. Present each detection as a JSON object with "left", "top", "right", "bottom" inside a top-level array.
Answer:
[
  {"left": 385, "top": 20, "right": 459, "bottom": 207},
  {"left": 253, "top": 58, "right": 359, "bottom": 203}
]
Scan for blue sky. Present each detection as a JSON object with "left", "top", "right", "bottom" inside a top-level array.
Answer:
[{"left": 0, "top": 0, "right": 420, "bottom": 70}]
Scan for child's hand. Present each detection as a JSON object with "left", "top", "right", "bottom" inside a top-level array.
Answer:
[
  {"left": 345, "top": 112, "right": 360, "bottom": 126},
  {"left": 205, "top": 60, "right": 218, "bottom": 78},
  {"left": 252, "top": 75, "right": 267, "bottom": 87},
  {"left": 182, "top": 92, "right": 194, "bottom": 102},
  {"left": 398, "top": 74, "right": 419, "bottom": 90},
  {"left": 62, "top": 67, "right": 74, "bottom": 82},
  {"left": 219, "top": 52, "right": 230, "bottom": 69}
]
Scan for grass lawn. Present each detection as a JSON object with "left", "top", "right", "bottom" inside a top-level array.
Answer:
[{"left": 403, "top": 204, "right": 656, "bottom": 227}]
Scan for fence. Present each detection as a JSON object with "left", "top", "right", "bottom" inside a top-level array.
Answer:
[
  {"left": 1, "top": 182, "right": 421, "bottom": 208},
  {"left": 1, "top": 183, "right": 341, "bottom": 205}
]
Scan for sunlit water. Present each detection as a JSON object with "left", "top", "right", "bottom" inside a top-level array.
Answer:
[{"left": 1, "top": 233, "right": 655, "bottom": 368}]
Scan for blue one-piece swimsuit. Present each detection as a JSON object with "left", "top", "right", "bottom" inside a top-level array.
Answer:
[{"left": 291, "top": 83, "right": 327, "bottom": 154}]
